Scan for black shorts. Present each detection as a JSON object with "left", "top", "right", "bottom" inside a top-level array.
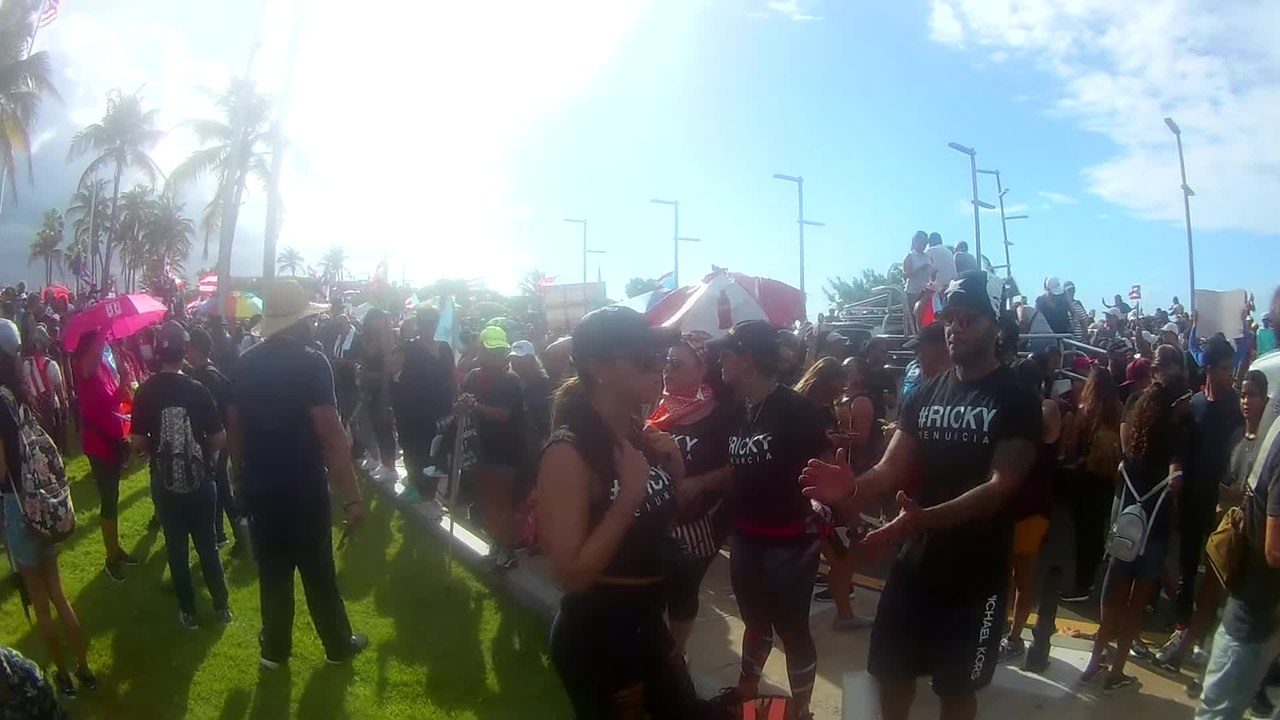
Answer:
[
  {"left": 868, "top": 564, "right": 1007, "bottom": 697},
  {"left": 729, "top": 533, "right": 820, "bottom": 631}
]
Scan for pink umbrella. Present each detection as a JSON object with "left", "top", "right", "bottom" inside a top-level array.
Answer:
[{"left": 62, "top": 294, "right": 168, "bottom": 351}]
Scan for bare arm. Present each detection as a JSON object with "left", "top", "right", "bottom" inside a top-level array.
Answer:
[
  {"left": 208, "top": 429, "right": 227, "bottom": 453},
  {"left": 918, "top": 437, "right": 1037, "bottom": 531},
  {"left": 848, "top": 396, "right": 875, "bottom": 450},
  {"left": 536, "top": 443, "right": 642, "bottom": 592},
  {"left": 1041, "top": 400, "right": 1062, "bottom": 445},
  {"left": 1266, "top": 516, "right": 1280, "bottom": 569},
  {"left": 310, "top": 405, "right": 361, "bottom": 507},
  {"left": 854, "top": 428, "right": 920, "bottom": 499}
]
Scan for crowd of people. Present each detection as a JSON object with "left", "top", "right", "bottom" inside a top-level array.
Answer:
[{"left": 0, "top": 256, "right": 1278, "bottom": 720}]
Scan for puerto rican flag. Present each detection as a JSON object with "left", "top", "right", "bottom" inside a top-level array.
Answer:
[
  {"left": 1128, "top": 284, "right": 1142, "bottom": 301},
  {"left": 197, "top": 272, "right": 217, "bottom": 294}
]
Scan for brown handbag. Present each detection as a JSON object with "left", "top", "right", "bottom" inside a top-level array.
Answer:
[{"left": 1206, "top": 505, "right": 1246, "bottom": 590}]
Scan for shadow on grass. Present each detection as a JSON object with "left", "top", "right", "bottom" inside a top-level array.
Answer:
[
  {"left": 9, "top": 535, "right": 224, "bottom": 718},
  {"left": 366, "top": 500, "right": 569, "bottom": 719}
]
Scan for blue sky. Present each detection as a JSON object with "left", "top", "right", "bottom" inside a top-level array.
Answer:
[{"left": 3, "top": 0, "right": 1277, "bottom": 318}]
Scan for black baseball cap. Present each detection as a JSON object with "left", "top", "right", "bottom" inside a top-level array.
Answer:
[
  {"left": 941, "top": 270, "right": 999, "bottom": 321},
  {"left": 571, "top": 306, "right": 678, "bottom": 365},
  {"left": 903, "top": 321, "right": 944, "bottom": 350},
  {"left": 709, "top": 319, "right": 783, "bottom": 373},
  {"left": 157, "top": 321, "right": 189, "bottom": 361}
]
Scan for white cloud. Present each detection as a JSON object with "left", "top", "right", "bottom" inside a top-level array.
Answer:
[
  {"left": 928, "top": 2, "right": 964, "bottom": 45},
  {"left": 988, "top": 51, "right": 1008, "bottom": 64},
  {"left": 1038, "top": 191, "right": 1078, "bottom": 204},
  {"left": 764, "top": 0, "right": 822, "bottom": 21},
  {"left": 927, "top": 0, "right": 1280, "bottom": 236}
]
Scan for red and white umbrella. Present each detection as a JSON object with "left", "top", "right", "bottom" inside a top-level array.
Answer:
[{"left": 645, "top": 269, "right": 806, "bottom": 336}]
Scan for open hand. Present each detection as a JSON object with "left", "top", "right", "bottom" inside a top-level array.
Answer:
[
  {"left": 799, "top": 448, "right": 856, "bottom": 506},
  {"left": 862, "top": 492, "right": 922, "bottom": 547}
]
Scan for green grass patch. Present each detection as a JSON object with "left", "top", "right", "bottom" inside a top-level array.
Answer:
[{"left": 0, "top": 455, "right": 569, "bottom": 719}]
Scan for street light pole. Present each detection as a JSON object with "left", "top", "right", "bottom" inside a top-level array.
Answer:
[
  {"left": 773, "top": 174, "right": 824, "bottom": 295},
  {"left": 977, "top": 169, "right": 1023, "bottom": 279},
  {"left": 949, "top": 143, "right": 983, "bottom": 262},
  {"left": 563, "top": 218, "right": 600, "bottom": 284},
  {"left": 650, "top": 199, "right": 700, "bottom": 287},
  {"left": 1165, "top": 117, "right": 1197, "bottom": 315}
]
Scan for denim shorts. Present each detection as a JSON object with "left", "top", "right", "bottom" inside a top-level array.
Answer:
[{"left": 3, "top": 494, "right": 57, "bottom": 569}]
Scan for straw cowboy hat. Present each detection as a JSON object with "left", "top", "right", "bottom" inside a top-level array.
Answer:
[{"left": 259, "top": 280, "right": 329, "bottom": 338}]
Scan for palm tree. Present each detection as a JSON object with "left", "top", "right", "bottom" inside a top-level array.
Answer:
[
  {"left": 68, "top": 89, "right": 164, "bottom": 285},
  {"left": 65, "top": 176, "right": 110, "bottom": 271},
  {"left": 115, "top": 184, "right": 152, "bottom": 291},
  {"left": 141, "top": 192, "right": 194, "bottom": 281},
  {"left": 170, "top": 77, "right": 271, "bottom": 307},
  {"left": 28, "top": 208, "right": 63, "bottom": 285},
  {"left": 0, "top": 0, "right": 59, "bottom": 203},
  {"left": 518, "top": 270, "right": 550, "bottom": 297},
  {"left": 277, "top": 246, "right": 304, "bottom": 276},
  {"left": 320, "top": 246, "right": 347, "bottom": 282}
]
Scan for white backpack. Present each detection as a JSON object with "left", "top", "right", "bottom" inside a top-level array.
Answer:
[{"left": 1107, "top": 465, "right": 1177, "bottom": 562}]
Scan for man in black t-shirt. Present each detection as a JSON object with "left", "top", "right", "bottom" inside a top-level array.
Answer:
[
  {"left": 227, "top": 280, "right": 368, "bottom": 668},
  {"left": 392, "top": 306, "right": 457, "bottom": 512},
  {"left": 802, "top": 271, "right": 1039, "bottom": 720},
  {"left": 184, "top": 327, "right": 243, "bottom": 553},
  {"left": 1166, "top": 340, "right": 1243, "bottom": 652},
  {"left": 131, "top": 322, "right": 230, "bottom": 628}
]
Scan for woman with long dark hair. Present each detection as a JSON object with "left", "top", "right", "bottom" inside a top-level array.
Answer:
[
  {"left": 713, "top": 320, "right": 833, "bottom": 719},
  {"left": 1060, "top": 366, "right": 1124, "bottom": 602},
  {"left": 357, "top": 309, "right": 398, "bottom": 482},
  {"left": 74, "top": 329, "right": 137, "bottom": 581},
  {"left": 648, "top": 332, "right": 739, "bottom": 655},
  {"left": 1083, "top": 377, "right": 1190, "bottom": 690},
  {"left": 795, "top": 357, "right": 872, "bottom": 632},
  {"left": 536, "top": 307, "right": 701, "bottom": 717},
  {"left": 0, "top": 319, "right": 95, "bottom": 698}
]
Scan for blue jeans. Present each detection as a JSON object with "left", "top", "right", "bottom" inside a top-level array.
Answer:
[
  {"left": 1196, "top": 624, "right": 1280, "bottom": 720},
  {"left": 154, "top": 481, "right": 228, "bottom": 616}
]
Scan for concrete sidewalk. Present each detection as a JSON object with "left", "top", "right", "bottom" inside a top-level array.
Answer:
[{"left": 363, "top": 468, "right": 1206, "bottom": 719}]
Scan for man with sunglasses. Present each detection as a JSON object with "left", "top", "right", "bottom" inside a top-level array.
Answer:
[{"left": 800, "top": 270, "right": 1040, "bottom": 720}]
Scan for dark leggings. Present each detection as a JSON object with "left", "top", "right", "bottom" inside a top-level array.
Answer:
[
  {"left": 550, "top": 585, "right": 702, "bottom": 719},
  {"left": 1071, "top": 470, "right": 1114, "bottom": 590},
  {"left": 668, "top": 553, "right": 719, "bottom": 623},
  {"left": 730, "top": 533, "right": 820, "bottom": 711},
  {"left": 88, "top": 455, "right": 123, "bottom": 521}
]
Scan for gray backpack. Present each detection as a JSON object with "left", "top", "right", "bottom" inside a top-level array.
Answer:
[{"left": 1107, "top": 465, "right": 1176, "bottom": 562}]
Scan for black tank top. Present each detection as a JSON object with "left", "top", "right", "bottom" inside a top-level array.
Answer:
[{"left": 547, "top": 428, "right": 679, "bottom": 580}]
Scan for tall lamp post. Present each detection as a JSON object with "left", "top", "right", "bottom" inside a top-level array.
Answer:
[
  {"left": 772, "top": 174, "right": 824, "bottom": 295},
  {"left": 649, "top": 199, "right": 701, "bottom": 286},
  {"left": 563, "top": 218, "right": 604, "bottom": 284},
  {"left": 949, "top": 143, "right": 983, "bottom": 262},
  {"left": 1164, "top": 117, "right": 1197, "bottom": 314},
  {"left": 975, "top": 169, "right": 1028, "bottom": 279}
]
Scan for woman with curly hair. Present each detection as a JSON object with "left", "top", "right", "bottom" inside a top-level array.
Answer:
[
  {"left": 1061, "top": 366, "right": 1125, "bottom": 601},
  {"left": 1083, "top": 376, "right": 1191, "bottom": 691}
]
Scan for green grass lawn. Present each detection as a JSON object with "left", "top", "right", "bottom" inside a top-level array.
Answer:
[{"left": 0, "top": 455, "right": 570, "bottom": 719}]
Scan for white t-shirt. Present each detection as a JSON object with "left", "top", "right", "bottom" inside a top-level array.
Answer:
[
  {"left": 904, "top": 250, "right": 931, "bottom": 295},
  {"left": 925, "top": 245, "right": 957, "bottom": 288}
]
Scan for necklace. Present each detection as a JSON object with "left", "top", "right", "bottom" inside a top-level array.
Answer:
[{"left": 747, "top": 384, "right": 780, "bottom": 426}]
